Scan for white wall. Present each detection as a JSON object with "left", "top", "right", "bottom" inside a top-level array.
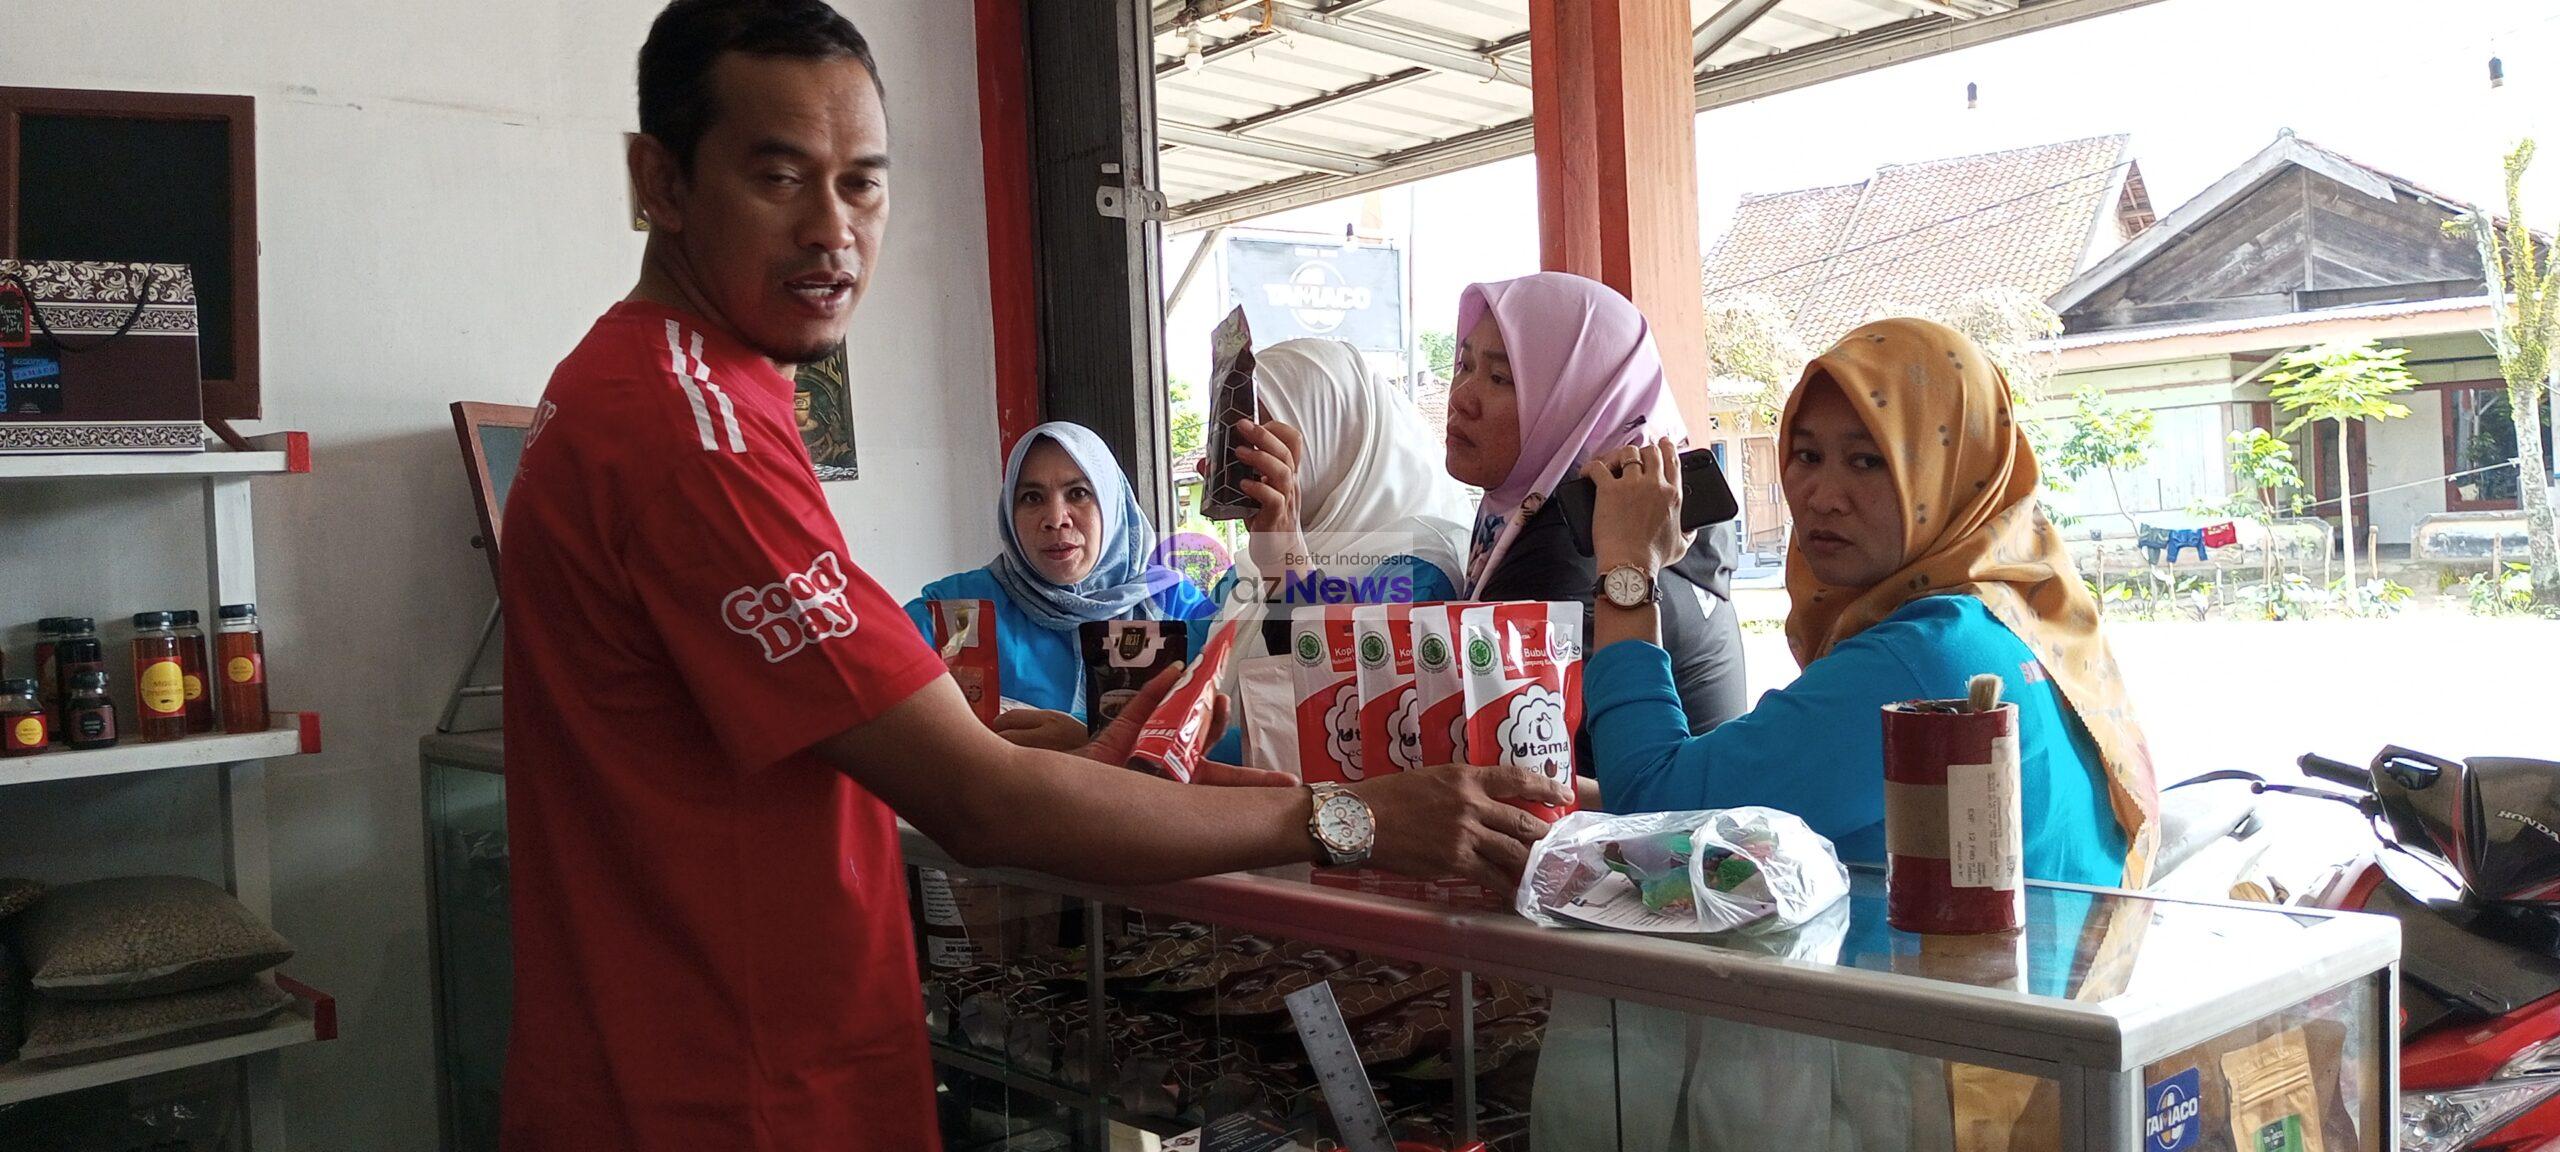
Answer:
[
  {"left": 0, "top": 3, "right": 996, "bottom": 1148},
  {"left": 2367, "top": 389, "right": 2448, "bottom": 547}
]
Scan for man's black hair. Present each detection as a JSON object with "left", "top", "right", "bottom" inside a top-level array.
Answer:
[{"left": 639, "top": 0, "right": 885, "bottom": 172}]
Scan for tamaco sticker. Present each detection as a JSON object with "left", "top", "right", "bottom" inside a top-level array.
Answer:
[{"left": 2143, "top": 1067, "right": 2202, "bottom": 1152}]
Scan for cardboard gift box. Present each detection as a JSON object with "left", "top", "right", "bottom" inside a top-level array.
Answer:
[{"left": 0, "top": 260, "right": 204, "bottom": 454}]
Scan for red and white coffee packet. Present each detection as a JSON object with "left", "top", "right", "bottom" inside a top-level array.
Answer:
[
  {"left": 1351, "top": 604, "right": 1419, "bottom": 780},
  {"left": 1289, "top": 606, "right": 1366, "bottom": 784},
  {"left": 1458, "top": 602, "right": 1584, "bottom": 823},
  {"left": 928, "top": 599, "right": 1000, "bottom": 727},
  {"left": 1410, "top": 603, "right": 1475, "bottom": 767},
  {"left": 1127, "top": 620, "right": 1238, "bottom": 784}
]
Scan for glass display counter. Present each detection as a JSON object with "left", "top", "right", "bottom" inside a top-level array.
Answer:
[
  {"left": 904, "top": 824, "right": 2397, "bottom": 1152},
  {"left": 418, "top": 732, "right": 2397, "bottom": 1152}
]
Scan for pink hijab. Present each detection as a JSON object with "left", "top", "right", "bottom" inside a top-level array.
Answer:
[{"left": 1457, "top": 272, "right": 1689, "bottom": 595}]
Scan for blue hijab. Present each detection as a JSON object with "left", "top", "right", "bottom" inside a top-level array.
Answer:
[{"left": 990, "top": 422, "right": 1186, "bottom": 631}]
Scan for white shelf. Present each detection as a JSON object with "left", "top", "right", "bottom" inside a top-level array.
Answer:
[
  {"left": 0, "top": 432, "right": 310, "bottom": 481},
  {"left": 0, "top": 713, "right": 318, "bottom": 788},
  {"left": 0, "top": 981, "right": 334, "bottom": 1107}
]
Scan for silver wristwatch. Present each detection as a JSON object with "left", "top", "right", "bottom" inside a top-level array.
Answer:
[
  {"left": 1595, "top": 564, "right": 1660, "bottom": 609},
  {"left": 1307, "top": 783, "right": 1375, "bottom": 867}
]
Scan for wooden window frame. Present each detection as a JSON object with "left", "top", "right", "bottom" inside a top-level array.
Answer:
[
  {"left": 0, "top": 86, "right": 261, "bottom": 420},
  {"left": 2438, "top": 379, "right": 2535, "bottom": 512}
]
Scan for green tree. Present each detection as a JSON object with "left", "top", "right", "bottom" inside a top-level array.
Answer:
[
  {"left": 2263, "top": 340, "right": 2418, "bottom": 599},
  {"left": 1167, "top": 374, "right": 1206, "bottom": 461},
  {"left": 2459, "top": 140, "right": 2560, "bottom": 604},
  {"left": 1418, "top": 329, "right": 1456, "bottom": 381},
  {"left": 1704, "top": 292, "right": 1814, "bottom": 427},
  {"left": 2045, "top": 387, "right": 2156, "bottom": 541}
]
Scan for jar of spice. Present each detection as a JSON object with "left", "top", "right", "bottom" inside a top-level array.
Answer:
[
  {"left": 50, "top": 618, "right": 103, "bottom": 737},
  {"left": 130, "top": 612, "right": 189, "bottom": 744},
  {"left": 216, "top": 604, "right": 270, "bottom": 734},
  {"left": 172, "top": 610, "right": 215, "bottom": 734},
  {"left": 65, "top": 670, "right": 117, "bottom": 751},
  {"left": 2, "top": 678, "right": 48, "bottom": 757}
]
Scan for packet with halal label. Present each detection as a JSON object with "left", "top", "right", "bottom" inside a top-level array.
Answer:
[
  {"left": 2223, "top": 1027, "right": 2330, "bottom": 1152},
  {"left": 1289, "top": 605, "right": 1365, "bottom": 784},
  {"left": 1351, "top": 604, "right": 1420, "bottom": 780},
  {"left": 1199, "top": 306, "right": 1261, "bottom": 520},
  {"left": 1080, "top": 620, "right": 1187, "bottom": 736},
  {"left": 1128, "top": 621, "right": 1238, "bottom": 783},
  {"left": 1410, "top": 603, "right": 1474, "bottom": 767},
  {"left": 1458, "top": 602, "right": 1584, "bottom": 823},
  {"left": 927, "top": 599, "right": 1000, "bottom": 726}
]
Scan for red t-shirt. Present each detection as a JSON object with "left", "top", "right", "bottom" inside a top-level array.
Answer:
[{"left": 498, "top": 300, "right": 947, "bottom": 1151}]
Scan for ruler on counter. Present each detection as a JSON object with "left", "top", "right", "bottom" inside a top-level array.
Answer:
[{"left": 1283, "top": 980, "right": 1394, "bottom": 1152}]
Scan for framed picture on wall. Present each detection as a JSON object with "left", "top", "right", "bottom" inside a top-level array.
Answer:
[{"left": 793, "top": 342, "right": 857, "bottom": 480}]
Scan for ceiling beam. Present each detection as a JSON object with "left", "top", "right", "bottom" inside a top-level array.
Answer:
[
  {"left": 1262, "top": 8, "right": 1534, "bottom": 88},
  {"left": 1154, "top": 28, "right": 1280, "bottom": 78},
  {"left": 1895, "top": 0, "right": 1981, "bottom": 18},
  {"left": 1157, "top": 122, "right": 1386, "bottom": 176},
  {"left": 1220, "top": 67, "right": 1434, "bottom": 134},
  {"left": 1694, "top": 0, "right": 1788, "bottom": 66}
]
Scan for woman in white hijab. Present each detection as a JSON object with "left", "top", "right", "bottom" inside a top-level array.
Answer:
[{"left": 1206, "top": 338, "right": 1476, "bottom": 765}]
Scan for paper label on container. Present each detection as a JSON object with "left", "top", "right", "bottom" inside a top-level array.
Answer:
[
  {"left": 1946, "top": 735, "right": 2022, "bottom": 890},
  {"left": 918, "top": 868, "right": 963, "bottom": 927}
]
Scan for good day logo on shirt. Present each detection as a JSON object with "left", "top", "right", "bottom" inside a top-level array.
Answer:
[{"left": 722, "top": 551, "right": 860, "bottom": 663}]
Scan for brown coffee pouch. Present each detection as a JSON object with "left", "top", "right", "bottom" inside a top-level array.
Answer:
[
  {"left": 1081, "top": 620, "right": 1187, "bottom": 735},
  {"left": 2223, "top": 1027, "right": 2329, "bottom": 1152},
  {"left": 1200, "top": 305, "right": 1262, "bottom": 520}
]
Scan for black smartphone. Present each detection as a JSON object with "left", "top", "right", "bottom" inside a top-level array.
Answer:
[{"left": 1553, "top": 448, "right": 1741, "bottom": 558}]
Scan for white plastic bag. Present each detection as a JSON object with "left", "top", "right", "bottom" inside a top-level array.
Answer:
[{"left": 1517, "top": 807, "right": 1850, "bottom": 935}]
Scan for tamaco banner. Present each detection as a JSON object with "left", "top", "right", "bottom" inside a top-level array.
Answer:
[{"left": 1224, "top": 235, "right": 1404, "bottom": 355}]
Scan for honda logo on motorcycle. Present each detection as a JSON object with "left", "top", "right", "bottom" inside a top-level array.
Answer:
[{"left": 2144, "top": 1067, "right": 2202, "bottom": 1151}]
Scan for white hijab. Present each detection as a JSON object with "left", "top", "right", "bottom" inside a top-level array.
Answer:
[{"left": 1231, "top": 338, "right": 1476, "bottom": 654}]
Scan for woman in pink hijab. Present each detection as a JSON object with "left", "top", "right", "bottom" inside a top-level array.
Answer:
[{"left": 1446, "top": 272, "right": 1748, "bottom": 734}]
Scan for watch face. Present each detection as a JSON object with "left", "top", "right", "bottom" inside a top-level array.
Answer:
[
  {"left": 1318, "top": 795, "right": 1373, "bottom": 852},
  {"left": 1605, "top": 567, "right": 1649, "bottom": 607}
]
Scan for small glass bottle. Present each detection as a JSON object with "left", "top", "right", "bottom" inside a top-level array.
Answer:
[
  {"left": 216, "top": 604, "right": 270, "bottom": 734},
  {"left": 65, "top": 670, "right": 117, "bottom": 751},
  {"left": 171, "top": 610, "right": 216, "bottom": 734},
  {"left": 2, "top": 678, "right": 49, "bottom": 757},
  {"left": 50, "top": 618, "right": 103, "bottom": 738},
  {"left": 130, "top": 611, "right": 189, "bottom": 744}
]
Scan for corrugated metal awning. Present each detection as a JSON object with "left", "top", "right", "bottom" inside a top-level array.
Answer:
[{"left": 1151, "top": 0, "right": 2167, "bottom": 231}]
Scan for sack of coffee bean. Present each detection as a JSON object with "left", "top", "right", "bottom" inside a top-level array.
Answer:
[
  {"left": 927, "top": 600, "right": 1000, "bottom": 726},
  {"left": 1199, "top": 306, "right": 1262, "bottom": 521},
  {"left": 1459, "top": 602, "right": 1583, "bottom": 824},
  {"left": 1128, "top": 620, "right": 1238, "bottom": 783},
  {"left": 1288, "top": 606, "right": 1365, "bottom": 783}
]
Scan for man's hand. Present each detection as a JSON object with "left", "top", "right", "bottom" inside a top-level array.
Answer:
[
  {"left": 991, "top": 709, "right": 1088, "bottom": 753},
  {"left": 1352, "top": 764, "right": 1568, "bottom": 891}
]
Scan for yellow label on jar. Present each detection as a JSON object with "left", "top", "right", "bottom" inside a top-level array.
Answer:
[
  {"left": 12, "top": 717, "right": 41, "bottom": 746},
  {"left": 140, "top": 660, "right": 186, "bottom": 715},
  {"left": 227, "top": 656, "right": 258, "bottom": 684},
  {"left": 184, "top": 674, "right": 205, "bottom": 702}
]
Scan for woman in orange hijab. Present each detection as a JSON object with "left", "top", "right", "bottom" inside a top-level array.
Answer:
[{"left": 1581, "top": 317, "right": 2158, "bottom": 887}]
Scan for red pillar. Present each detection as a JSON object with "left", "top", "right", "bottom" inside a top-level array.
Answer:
[
  {"left": 974, "top": 0, "right": 1042, "bottom": 471},
  {"left": 1528, "top": 0, "right": 1714, "bottom": 435}
]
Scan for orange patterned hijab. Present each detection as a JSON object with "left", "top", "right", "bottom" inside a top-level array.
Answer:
[{"left": 1780, "top": 318, "right": 2161, "bottom": 886}]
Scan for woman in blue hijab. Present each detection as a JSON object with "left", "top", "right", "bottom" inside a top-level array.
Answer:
[{"left": 905, "top": 422, "right": 1217, "bottom": 725}]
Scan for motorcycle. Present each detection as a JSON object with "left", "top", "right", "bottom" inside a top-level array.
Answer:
[{"left": 2155, "top": 747, "right": 2560, "bottom": 1152}]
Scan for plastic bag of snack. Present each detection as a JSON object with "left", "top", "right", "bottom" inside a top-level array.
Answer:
[
  {"left": 1200, "top": 306, "right": 1262, "bottom": 521},
  {"left": 1128, "top": 620, "right": 1238, "bottom": 783},
  {"left": 1352, "top": 604, "right": 1420, "bottom": 779},
  {"left": 1080, "top": 620, "right": 1186, "bottom": 735},
  {"left": 1410, "top": 603, "right": 1474, "bottom": 767},
  {"left": 1517, "top": 807, "right": 1850, "bottom": 935},
  {"left": 1289, "top": 606, "right": 1365, "bottom": 783},
  {"left": 1458, "top": 602, "right": 1583, "bottom": 822},
  {"left": 926, "top": 599, "right": 1000, "bottom": 726}
]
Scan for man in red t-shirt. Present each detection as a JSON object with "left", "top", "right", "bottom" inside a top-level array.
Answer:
[{"left": 497, "top": 3, "right": 1565, "bottom": 1149}]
